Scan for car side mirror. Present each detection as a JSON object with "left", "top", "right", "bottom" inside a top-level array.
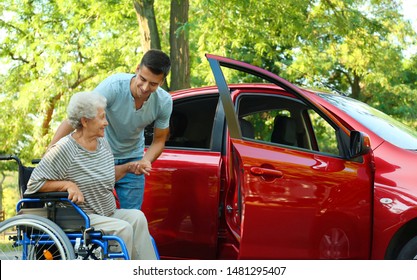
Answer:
[{"left": 349, "top": 131, "right": 371, "bottom": 159}]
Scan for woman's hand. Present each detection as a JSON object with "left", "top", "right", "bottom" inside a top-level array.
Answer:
[
  {"left": 39, "top": 180, "right": 85, "bottom": 204},
  {"left": 65, "top": 181, "right": 85, "bottom": 204}
]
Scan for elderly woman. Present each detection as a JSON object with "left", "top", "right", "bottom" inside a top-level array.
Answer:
[{"left": 25, "top": 91, "right": 157, "bottom": 260}]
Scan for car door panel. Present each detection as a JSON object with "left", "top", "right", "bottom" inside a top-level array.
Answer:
[{"left": 228, "top": 139, "right": 373, "bottom": 259}]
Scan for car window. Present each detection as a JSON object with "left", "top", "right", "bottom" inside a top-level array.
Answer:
[
  {"left": 150, "top": 95, "right": 219, "bottom": 149},
  {"left": 307, "top": 109, "right": 340, "bottom": 155},
  {"left": 319, "top": 93, "right": 417, "bottom": 150},
  {"left": 239, "top": 109, "right": 291, "bottom": 142},
  {"left": 237, "top": 94, "right": 341, "bottom": 156}
]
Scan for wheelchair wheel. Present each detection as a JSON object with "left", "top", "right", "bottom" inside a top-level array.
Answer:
[{"left": 0, "top": 214, "right": 75, "bottom": 260}]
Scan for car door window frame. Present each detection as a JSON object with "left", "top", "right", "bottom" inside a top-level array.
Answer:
[{"left": 236, "top": 93, "right": 346, "bottom": 158}]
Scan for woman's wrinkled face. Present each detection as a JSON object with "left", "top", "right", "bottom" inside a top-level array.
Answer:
[{"left": 85, "top": 107, "right": 108, "bottom": 137}]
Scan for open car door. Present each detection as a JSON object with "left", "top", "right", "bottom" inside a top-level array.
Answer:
[{"left": 207, "top": 54, "right": 375, "bottom": 259}]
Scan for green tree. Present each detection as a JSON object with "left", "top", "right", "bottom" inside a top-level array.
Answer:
[
  {"left": 0, "top": 0, "right": 139, "bottom": 162},
  {"left": 189, "top": 0, "right": 417, "bottom": 123},
  {"left": 283, "top": 0, "right": 416, "bottom": 104},
  {"left": 134, "top": 0, "right": 162, "bottom": 51},
  {"left": 188, "top": 0, "right": 311, "bottom": 85},
  {"left": 1, "top": 0, "right": 416, "bottom": 166},
  {"left": 170, "top": 0, "right": 190, "bottom": 90}
]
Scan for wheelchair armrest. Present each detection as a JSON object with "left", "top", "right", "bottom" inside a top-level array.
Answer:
[{"left": 23, "top": 192, "right": 69, "bottom": 199}]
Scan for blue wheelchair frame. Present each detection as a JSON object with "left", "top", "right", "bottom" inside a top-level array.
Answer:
[{"left": 17, "top": 195, "right": 131, "bottom": 259}]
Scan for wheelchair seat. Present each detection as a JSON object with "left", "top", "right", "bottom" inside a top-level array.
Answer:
[{"left": 18, "top": 192, "right": 86, "bottom": 232}]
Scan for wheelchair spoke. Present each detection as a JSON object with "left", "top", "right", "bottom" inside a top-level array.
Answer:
[{"left": 0, "top": 215, "right": 75, "bottom": 260}]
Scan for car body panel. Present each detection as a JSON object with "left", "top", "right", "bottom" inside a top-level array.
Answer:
[
  {"left": 142, "top": 149, "right": 222, "bottom": 259},
  {"left": 308, "top": 91, "right": 417, "bottom": 259}
]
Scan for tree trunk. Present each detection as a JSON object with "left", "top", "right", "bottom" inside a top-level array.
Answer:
[
  {"left": 42, "top": 92, "right": 63, "bottom": 137},
  {"left": 169, "top": 0, "right": 190, "bottom": 91},
  {"left": 133, "top": 0, "right": 162, "bottom": 52},
  {"left": 41, "top": 74, "right": 93, "bottom": 137},
  {"left": 351, "top": 72, "right": 361, "bottom": 100}
]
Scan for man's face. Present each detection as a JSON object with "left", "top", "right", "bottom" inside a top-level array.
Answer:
[{"left": 132, "top": 65, "right": 165, "bottom": 100}]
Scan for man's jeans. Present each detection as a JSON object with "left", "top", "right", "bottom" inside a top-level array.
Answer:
[{"left": 114, "top": 157, "right": 145, "bottom": 210}]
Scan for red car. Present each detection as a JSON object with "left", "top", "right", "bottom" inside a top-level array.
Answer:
[{"left": 142, "top": 54, "right": 417, "bottom": 260}]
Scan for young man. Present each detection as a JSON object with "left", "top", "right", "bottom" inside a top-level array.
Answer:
[{"left": 49, "top": 49, "right": 172, "bottom": 210}]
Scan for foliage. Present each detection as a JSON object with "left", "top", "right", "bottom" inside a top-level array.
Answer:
[
  {"left": 0, "top": 0, "right": 140, "bottom": 163},
  {"left": 189, "top": 0, "right": 310, "bottom": 85},
  {"left": 282, "top": 0, "right": 417, "bottom": 101},
  {"left": 0, "top": 0, "right": 417, "bottom": 166},
  {"left": 0, "top": 171, "right": 19, "bottom": 220}
]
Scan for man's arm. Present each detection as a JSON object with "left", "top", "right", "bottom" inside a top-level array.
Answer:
[
  {"left": 49, "top": 120, "right": 74, "bottom": 148},
  {"left": 144, "top": 126, "right": 169, "bottom": 163}
]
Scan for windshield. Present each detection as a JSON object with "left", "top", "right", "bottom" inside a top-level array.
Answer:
[{"left": 318, "top": 93, "right": 417, "bottom": 150}]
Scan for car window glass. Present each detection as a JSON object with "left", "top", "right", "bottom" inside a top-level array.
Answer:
[
  {"left": 144, "top": 121, "right": 154, "bottom": 146},
  {"left": 153, "top": 95, "right": 219, "bottom": 149},
  {"left": 240, "top": 110, "right": 291, "bottom": 142},
  {"left": 319, "top": 93, "right": 417, "bottom": 150},
  {"left": 237, "top": 94, "right": 341, "bottom": 156},
  {"left": 307, "top": 109, "right": 340, "bottom": 156},
  {"left": 238, "top": 94, "right": 310, "bottom": 148}
]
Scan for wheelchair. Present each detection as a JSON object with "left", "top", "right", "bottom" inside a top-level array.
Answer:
[{"left": 0, "top": 155, "right": 159, "bottom": 260}]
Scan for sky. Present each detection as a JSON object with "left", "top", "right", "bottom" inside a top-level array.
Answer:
[
  {"left": 400, "top": 0, "right": 417, "bottom": 56},
  {"left": 401, "top": 0, "right": 417, "bottom": 30}
]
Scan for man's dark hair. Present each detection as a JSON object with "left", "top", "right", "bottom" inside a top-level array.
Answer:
[{"left": 140, "top": 49, "right": 171, "bottom": 77}]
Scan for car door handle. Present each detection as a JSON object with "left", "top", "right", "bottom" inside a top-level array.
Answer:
[{"left": 250, "top": 167, "right": 283, "bottom": 178}]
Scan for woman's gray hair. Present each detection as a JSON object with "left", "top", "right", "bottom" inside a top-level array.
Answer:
[{"left": 67, "top": 91, "right": 107, "bottom": 129}]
